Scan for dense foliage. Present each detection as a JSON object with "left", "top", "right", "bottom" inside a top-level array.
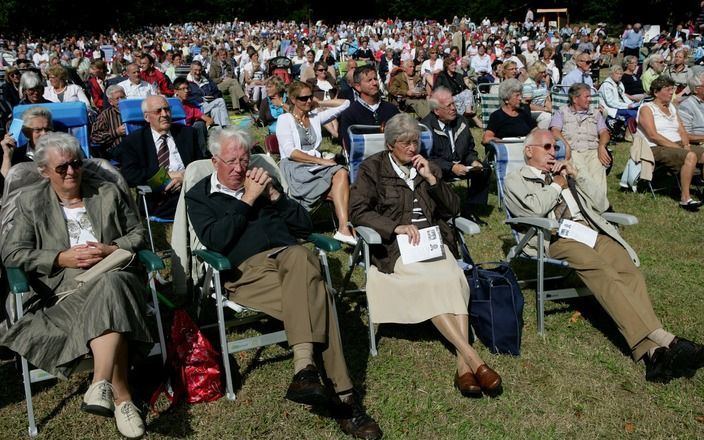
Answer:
[{"left": 0, "top": 0, "right": 702, "bottom": 36}]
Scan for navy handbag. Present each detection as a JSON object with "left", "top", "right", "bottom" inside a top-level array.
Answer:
[{"left": 458, "top": 237, "right": 524, "bottom": 355}]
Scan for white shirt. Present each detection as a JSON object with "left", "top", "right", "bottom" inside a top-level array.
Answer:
[
  {"left": 151, "top": 129, "right": 185, "bottom": 172},
  {"left": 63, "top": 206, "right": 97, "bottom": 246},
  {"left": 119, "top": 79, "right": 156, "bottom": 98},
  {"left": 209, "top": 172, "right": 244, "bottom": 199}
]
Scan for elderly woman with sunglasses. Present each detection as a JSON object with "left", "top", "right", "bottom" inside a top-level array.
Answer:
[
  {"left": 349, "top": 113, "right": 502, "bottom": 398},
  {"left": 275, "top": 81, "right": 356, "bottom": 244},
  {"left": 18, "top": 71, "right": 52, "bottom": 106},
  {"left": 0, "top": 132, "right": 154, "bottom": 438}
]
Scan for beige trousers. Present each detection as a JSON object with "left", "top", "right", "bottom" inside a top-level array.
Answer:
[
  {"left": 549, "top": 234, "right": 662, "bottom": 361},
  {"left": 223, "top": 245, "right": 353, "bottom": 392}
]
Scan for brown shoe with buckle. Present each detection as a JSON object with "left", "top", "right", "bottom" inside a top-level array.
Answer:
[
  {"left": 454, "top": 371, "right": 482, "bottom": 398},
  {"left": 335, "top": 393, "right": 383, "bottom": 440},
  {"left": 475, "top": 364, "right": 502, "bottom": 396}
]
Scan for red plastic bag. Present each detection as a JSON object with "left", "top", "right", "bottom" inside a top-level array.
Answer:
[
  {"left": 170, "top": 309, "right": 223, "bottom": 404},
  {"left": 150, "top": 309, "right": 223, "bottom": 410}
]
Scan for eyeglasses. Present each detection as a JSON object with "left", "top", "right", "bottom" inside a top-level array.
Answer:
[
  {"left": 316, "top": 68, "right": 326, "bottom": 72},
  {"left": 395, "top": 140, "right": 419, "bottom": 148},
  {"left": 147, "top": 106, "right": 171, "bottom": 114},
  {"left": 527, "top": 143, "right": 560, "bottom": 151},
  {"left": 296, "top": 95, "right": 313, "bottom": 102},
  {"left": 579, "top": 59, "right": 593, "bottom": 64},
  {"left": 54, "top": 159, "right": 83, "bottom": 175},
  {"left": 215, "top": 155, "right": 249, "bottom": 168}
]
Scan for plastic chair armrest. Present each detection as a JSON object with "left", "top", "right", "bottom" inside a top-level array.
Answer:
[
  {"left": 356, "top": 226, "right": 382, "bottom": 244},
  {"left": 6, "top": 267, "right": 29, "bottom": 294},
  {"left": 505, "top": 216, "right": 559, "bottom": 231},
  {"left": 307, "top": 233, "right": 341, "bottom": 252},
  {"left": 137, "top": 249, "right": 165, "bottom": 272},
  {"left": 602, "top": 212, "right": 639, "bottom": 226},
  {"left": 193, "top": 249, "right": 232, "bottom": 271},
  {"left": 453, "top": 217, "right": 481, "bottom": 235},
  {"left": 137, "top": 185, "right": 152, "bottom": 195}
]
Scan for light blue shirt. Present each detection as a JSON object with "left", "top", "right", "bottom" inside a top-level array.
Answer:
[{"left": 622, "top": 30, "right": 644, "bottom": 49}]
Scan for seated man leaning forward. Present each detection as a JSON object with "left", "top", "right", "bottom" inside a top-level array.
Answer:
[
  {"left": 185, "top": 127, "right": 382, "bottom": 440},
  {"left": 503, "top": 129, "right": 704, "bottom": 383}
]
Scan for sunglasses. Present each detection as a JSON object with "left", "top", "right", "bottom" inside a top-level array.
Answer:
[
  {"left": 296, "top": 95, "right": 313, "bottom": 102},
  {"left": 54, "top": 159, "right": 83, "bottom": 175},
  {"left": 527, "top": 143, "right": 560, "bottom": 151}
]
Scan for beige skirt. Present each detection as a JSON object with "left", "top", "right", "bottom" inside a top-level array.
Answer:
[{"left": 366, "top": 245, "right": 469, "bottom": 324}]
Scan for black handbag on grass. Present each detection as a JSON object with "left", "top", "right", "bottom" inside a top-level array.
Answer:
[{"left": 457, "top": 234, "right": 524, "bottom": 355}]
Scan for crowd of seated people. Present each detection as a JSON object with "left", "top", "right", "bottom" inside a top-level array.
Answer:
[{"left": 2, "top": 13, "right": 704, "bottom": 439}]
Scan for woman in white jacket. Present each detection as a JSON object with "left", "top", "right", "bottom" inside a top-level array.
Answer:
[
  {"left": 599, "top": 65, "right": 639, "bottom": 126},
  {"left": 276, "top": 81, "right": 355, "bottom": 244}
]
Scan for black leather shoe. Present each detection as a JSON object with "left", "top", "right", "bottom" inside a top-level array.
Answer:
[
  {"left": 645, "top": 347, "right": 676, "bottom": 383},
  {"left": 285, "top": 365, "right": 330, "bottom": 406},
  {"left": 668, "top": 337, "right": 704, "bottom": 376},
  {"left": 335, "top": 393, "right": 383, "bottom": 440}
]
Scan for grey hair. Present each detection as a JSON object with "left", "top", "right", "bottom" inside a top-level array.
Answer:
[
  {"left": 622, "top": 55, "right": 638, "bottom": 70},
  {"left": 643, "top": 54, "right": 663, "bottom": 71},
  {"left": 609, "top": 64, "right": 623, "bottom": 75},
  {"left": 105, "top": 84, "right": 125, "bottom": 99},
  {"left": 19, "top": 71, "right": 43, "bottom": 96},
  {"left": 21, "top": 106, "right": 53, "bottom": 128},
  {"left": 688, "top": 65, "right": 704, "bottom": 92},
  {"left": 428, "top": 87, "right": 453, "bottom": 111},
  {"left": 568, "top": 83, "right": 591, "bottom": 105},
  {"left": 384, "top": 113, "right": 420, "bottom": 148},
  {"left": 208, "top": 126, "right": 252, "bottom": 156},
  {"left": 34, "top": 132, "right": 83, "bottom": 170},
  {"left": 498, "top": 78, "right": 523, "bottom": 103}
]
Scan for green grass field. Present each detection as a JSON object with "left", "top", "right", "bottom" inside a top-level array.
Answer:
[{"left": 0, "top": 126, "right": 703, "bottom": 440}]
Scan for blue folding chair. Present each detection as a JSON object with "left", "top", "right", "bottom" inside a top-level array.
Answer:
[
  {"left": 118, "top": 97, "right": 187, "bottom": 135},
  {"left": 493, "top": 141, "right": 638, "bottom": 335},
  {"left": 345, "top": 124, "right": 433, "bottom": 182},
  {"left": 12, "top": 102, "right": 91, "bottom": 158}
]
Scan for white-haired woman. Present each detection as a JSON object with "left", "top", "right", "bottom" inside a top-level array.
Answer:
[{"left": 0, "top": 133, "right": 153, "bottom": 438}]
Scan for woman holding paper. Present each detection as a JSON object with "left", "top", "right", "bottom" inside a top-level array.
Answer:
[
  {"left": 349, "top": 113, "right": 502, "bottom": 398},
  {"left": 0, "top": 133, "right": 153, "bottom": 438},
  {"left": 276, "top": 80, "right": 356, "bottom": 245}
]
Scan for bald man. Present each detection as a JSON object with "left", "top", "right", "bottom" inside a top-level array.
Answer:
[
  {"left": 503, "top": 129, "right": 704, "bottom": 383},
  {"left": 118, "top": 95, "right": 203, "bottom": 218}
]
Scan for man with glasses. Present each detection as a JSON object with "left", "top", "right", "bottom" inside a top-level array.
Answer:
[
  {"left": 173, "top": 77, "right": 212, "bottom": 155},
  {"left": 186, "top": 127, "right": 382, "bottom": 440},
  {"left": 561, "top": 51, "right": 594, "bottom": 90},
  {"left": 422, "top": 88, "right": 490, "bottom": 221},
  {"left": 641, "top": 54, "right": 666, "bottom": 95},
  {"left": 118, "top": 95, "right": 202, "bottom": 218},
  {"left": 338, "top": 65, "right": 399, "bottom": 151},
  {"left": 504, "top": 129, "right": 704, "bottom": 383},
  {"left": 91, "top": 85, "right": 128, "bottom": 158}
]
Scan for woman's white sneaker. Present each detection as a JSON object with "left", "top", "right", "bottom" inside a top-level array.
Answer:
[
  {"left": 114, "top": 400, "right": 145, "bottom": 439},
  {"left": 81, "top": 380, "right": 114, "bottom": 417}
]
